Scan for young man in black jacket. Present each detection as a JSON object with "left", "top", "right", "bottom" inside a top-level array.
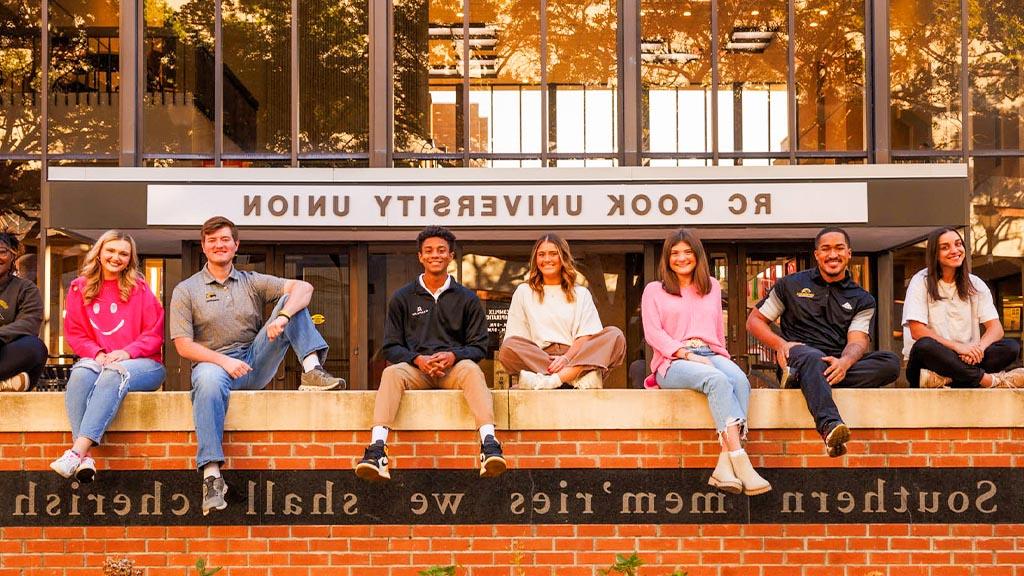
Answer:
[{"left": 356, "top": 226, "right": 506, "bottom": 481}]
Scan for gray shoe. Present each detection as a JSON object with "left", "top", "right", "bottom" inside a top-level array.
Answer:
[
  {"left": 299, "top": 366, "right": 347, "bottom": 391},
  {"left": 202, "top": 476, "right": 228, "bottom": 515}
]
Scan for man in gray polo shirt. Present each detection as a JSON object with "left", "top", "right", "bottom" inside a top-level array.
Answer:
[{"left": 170, "top": 216, "right": 345, "bottom": 515}]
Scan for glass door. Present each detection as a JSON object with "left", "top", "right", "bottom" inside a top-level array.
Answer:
[{"left": 743, "top": 252, "right": 808, "bottom": 388}]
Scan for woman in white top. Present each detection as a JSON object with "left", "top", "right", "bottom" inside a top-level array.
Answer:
[
  {"left": 499, "top": 234, "right": 625, "bottom": 389},
  {"left": 903, "top": 227, "right": 1023, "bottom": 388}
]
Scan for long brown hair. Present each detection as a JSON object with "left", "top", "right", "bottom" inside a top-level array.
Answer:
[
  {"left": 80, "top": 230, "right": 143, "bottom": 303},
  {"left": 658, "top": 228, "right": 712, "bottom": 296},
  {"left": 527, "top": 234, "right": 578, "bottom": 303},
  {"left": 925, "top": 226, "right": 976, "bottom": 302}
]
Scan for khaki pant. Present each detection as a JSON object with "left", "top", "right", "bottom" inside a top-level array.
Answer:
[
  {"left": 498, "top": 326, "right": 626, "bottom": 376},
  {"left": 372, "top": 360, "right": 495, "bottom": 428}
]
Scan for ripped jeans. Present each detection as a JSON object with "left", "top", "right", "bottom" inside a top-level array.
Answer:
[
  {"left": 65, "top": 358, "right": 165, "bottom": 445},
  {"left": 655, "top": 349, "right": 751, "bottom": 442}
]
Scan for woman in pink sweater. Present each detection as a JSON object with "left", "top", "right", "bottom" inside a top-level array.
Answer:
[
  {"left": 50, "top": 230, "right": 165, "bottom": 483},
  {"left": 641, "top": 229, "right": 770, "bottom": 496}
]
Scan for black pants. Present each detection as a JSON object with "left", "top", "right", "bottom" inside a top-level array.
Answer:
[
  {"left": 906, "top": 337, "right": 1020, "bottom": 388},
  {"left": 787, "top": 345, "right": 901, "bottom": 435},
  {"left": 0, "top": 335, "right": 48, "bottom": 388}
]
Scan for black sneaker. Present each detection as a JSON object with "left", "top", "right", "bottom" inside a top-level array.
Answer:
[
  {"left": 202, "top": 476, "right": 228, "bottom": 515},
  {"left": 479, "top": 435, "right": 507, "bottom": 478},
  {"left": 823, "top": 422, "right": 850, "bottom": 458},
  {"left": 355, "top": 440, "right": 390, "bottom": 481}
]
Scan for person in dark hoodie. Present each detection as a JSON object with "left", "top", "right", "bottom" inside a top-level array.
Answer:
[
  {"left": 355, "top": 226, "right": 506, "bottom": 482},
  {"left": 0, "top": 232, "right": 47, "bottom": 391}
]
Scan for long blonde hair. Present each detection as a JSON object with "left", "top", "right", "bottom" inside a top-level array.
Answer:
[
  {"left": 80, "top": 230, "right": 143, "bottom": 303},
  {"left": 527, "top": 234, "right": 578, "bottom": 303}
]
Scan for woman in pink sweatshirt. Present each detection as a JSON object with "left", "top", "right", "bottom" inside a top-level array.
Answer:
[
  {"left": 50, "top": 230, "right": 165, "bottom": 483},
  {"left": 641, "top": 229, "right": 770, "bottom": 496}
]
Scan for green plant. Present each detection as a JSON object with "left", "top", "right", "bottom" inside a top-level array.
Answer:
[
  {"left": 194, "top": 558, "right": 222, "bottom": 576},
  {"left": 418, "top": 566, "right": 458, "bottom": 576},
  {"left": 599, "top": 553, "right": 644, "bottom": 576},
  {"left": 598, "top": 553, "right": 687, "bottom": 576}
]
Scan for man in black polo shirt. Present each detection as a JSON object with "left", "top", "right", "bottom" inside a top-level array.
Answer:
[
  {"left": 746, "top": 227, "right": 900, "bottom": 457},
  {"left": 355, "top": 226, "right": 506, "bottom": 481}
]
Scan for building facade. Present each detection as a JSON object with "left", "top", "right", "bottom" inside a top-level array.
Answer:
[{"left": 1, "top": 0, "right": 1022, "bottom": 391}]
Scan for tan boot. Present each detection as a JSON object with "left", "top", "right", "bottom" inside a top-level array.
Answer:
[
  {"left": 729, "top": 450, "right": 772, "bottom": 496},
  {"left": 708, "top": 451, "right": 742, "bottom": 494}
]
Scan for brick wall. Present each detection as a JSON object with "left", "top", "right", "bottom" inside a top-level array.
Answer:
[{"left": 2, "top": 427, "right": 1023, "bottom": 576}]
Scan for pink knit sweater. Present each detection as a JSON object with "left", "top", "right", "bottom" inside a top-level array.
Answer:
[
  {"left": 64, "top": 277, "right": 164, "bottom": 362},
  {"left": 641, "top": 280, "right": 729, "bottom": 377}
]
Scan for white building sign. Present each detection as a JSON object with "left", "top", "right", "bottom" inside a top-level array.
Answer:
[{"left": 147, "top": 182, "right": 868, "bottom": 227}]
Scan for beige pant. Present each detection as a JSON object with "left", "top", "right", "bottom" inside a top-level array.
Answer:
[
  {"left": 498, "top": 326, "right": 626, "bottom": 375},
  {"left": 372, "top": 360, "right": 495, "bottom": 428}
]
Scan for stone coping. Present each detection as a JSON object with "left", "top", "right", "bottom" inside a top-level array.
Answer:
[{"left": 1, "top": 389, "right": 1020, "bottom": 432}]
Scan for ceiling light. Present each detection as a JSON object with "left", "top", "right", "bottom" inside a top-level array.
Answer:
[
  {"left": 683, "top": 10, "right": 692, "bottom": 16},
  {"left": 750, "top": 10, "right": 760, "bottom": 15}
]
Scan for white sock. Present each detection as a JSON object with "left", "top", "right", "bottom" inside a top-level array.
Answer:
[
  {"left": 301, "top": 354, "right": 320, "bottom": 373},
  {"left": 544, "top": 374, "right": 562, "bottom": 388},
  {"left": 479, "top": 424, "right": 496, "bottom": 441},
  {"left": 202, "top": 463, "right": 221, "bottom": 479},
  {"left": 729, "top": 448, "right": 746, "bottom": 457},
  {"left": 371, "top": 426, "right": 389, "bottom": 444}
]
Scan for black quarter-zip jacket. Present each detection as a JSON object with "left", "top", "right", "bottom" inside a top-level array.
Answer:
[{"left": 382, "top": 276, "right": 488, "bottom": 365}]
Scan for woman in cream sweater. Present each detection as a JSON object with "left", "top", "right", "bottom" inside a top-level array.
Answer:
[{"left": 499, "top": 234, "right": 625, "bottom": 390}]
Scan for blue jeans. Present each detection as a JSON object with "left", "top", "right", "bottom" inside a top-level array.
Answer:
[
  {"left": 656, "top": 353, "right": 751, "bottom": 435},
  {"left": 65, "top": 358, "right": 165, "bottom": 444},
  {"left": 191, "top": 296, "right": 328, "bottom": 469}
]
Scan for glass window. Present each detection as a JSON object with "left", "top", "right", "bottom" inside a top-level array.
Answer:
[
  {"left": 466, "top": 0, "right": 542, "bottom": 163},
  {"left": 143, "top": 0, "right": 216, "bottom": 156},
  {"left": 548, "top": 0, "right": 618, "bottom": 156},
  {"left": 48, "top": 0, "right": 120, "bottom": 155},
  {"left": 890, "top": 0, "right": 962, "bottom": 151},
  {"left": 640, "top": 0, "right": 712, "bottom": 163},
  {"left": 968, "top": 0, "right": 1024, "bottom": 151},
  {"left": 0, "top": 0, "right": 41, "bottom": 155},
  {"left": 794, "top": 0, "right": 865, "bottom": 151},
  {"left": 717, "top": 0, "right": 789, "bottom": 156},
  {"left": 222, "top": 0, "right": 291, "bottom": 155},
  {"left": 299, "top": 0, "right": 369, "bottom": 155},
  {"left": 0, "top": 160, "right": 41, "bottom": 237},
  {"left": 972, "top": 157, "right": 1024, "bottom": 351},
  {"left": 393, "top": 0, "right": 463, "bottom": 155}
]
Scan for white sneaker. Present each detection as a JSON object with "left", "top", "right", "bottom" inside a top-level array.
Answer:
[
  {"left": 571, "top": 370, "right": 603, "bottom": 390},
  {"left": 515, "top": 370, "right": 561, "bottom": 390},
  {"left": 919, "top": 369, "right": 952, "bottom": 389},
  {"left": 50, "top": 449, "right": 82, "bottom": 479},
  {"left": 75, "top": 457, "right": 97, "bottom": 483},
  {"left": 990, "top": 368, "right": 1024, "bottom": 389},
  {"left": 0, "top": 372, "right": 29, "bottom": 392}
]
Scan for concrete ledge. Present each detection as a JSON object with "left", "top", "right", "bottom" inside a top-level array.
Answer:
[{"left": 2, "top": 389, "right": 1021, "bottom": 432}]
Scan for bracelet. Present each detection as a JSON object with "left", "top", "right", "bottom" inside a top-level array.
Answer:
[{"left": 276, "top": 311, "right": 291, "bottom": 323}]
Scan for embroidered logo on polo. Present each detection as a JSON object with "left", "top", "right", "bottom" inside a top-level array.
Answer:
[
  {"left": 796, "top": 288, "right": 815, "bottom": 298},
  {"left": 841, "top": 302, "right": 853, "bottom": 310},
  {"left": 205, "top": 292, "right": 220, "bottom": 302},
  {"left": 412, "top": 305, "right": 429, "bottom": 317}
]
